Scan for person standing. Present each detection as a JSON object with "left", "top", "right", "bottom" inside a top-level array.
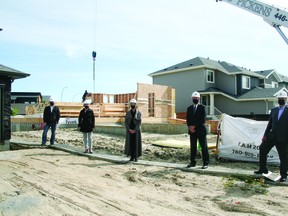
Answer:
[
  {"left": 124, "top": 99, "right": 142, "bottom": 162},
  {"left": 82, "top": 90, "right": 88, "bottom": 102},
  {"left": 78, "top": 100, "right": 95, "bottom": 153},
  {"left": 254, "top": 91, "right": 288, "bottom": 182},
  {"left": 186, "top": 91, "right": 209, "bottom": 169},
  {"left": 42, "top": 97, "right": 60, "bottom": 146}
]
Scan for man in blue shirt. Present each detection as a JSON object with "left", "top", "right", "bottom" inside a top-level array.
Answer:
[{"left": 254, "top": 91, "right": 288, "bottom": 182}]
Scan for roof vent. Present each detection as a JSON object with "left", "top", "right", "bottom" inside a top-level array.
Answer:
[
  {"left": 207, "top": 57, "right": 209, "bottom": 59},
  {"left": 189, "top": 63, "right": 193, "bottom": 66},
  {"left": 174, "top": 66, "right": 178, "bottom": 69}
]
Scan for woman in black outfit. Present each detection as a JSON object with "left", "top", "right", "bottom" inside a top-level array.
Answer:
[{"left": 124, "top": 99, "right": 142, "bottom": 162}]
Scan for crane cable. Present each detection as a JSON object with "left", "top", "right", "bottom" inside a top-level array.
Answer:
[{"left": 92, "top": 0, "right": 97, "bottom": 93}]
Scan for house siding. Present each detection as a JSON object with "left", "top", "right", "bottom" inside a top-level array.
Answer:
[
  {"left": 153, "top": 68, "right": 206, "bottom": 112},
  {"left": 150, "top": 57, "right": 288, "bottom": 116},
  {"left": 215, "top": 95, "right": 269, "bottom": 115},
  {"left": 0, "top": 76, "right": 11, "bottom": 142},
  {"left": 265, "top": 74, "right": 279, "bottom": 87},
  {"left": 237, "top": 75, "right": 260, "bottom": 95},
  {"left": 215, "top": 72, "right": 235, "bottom": 95}
]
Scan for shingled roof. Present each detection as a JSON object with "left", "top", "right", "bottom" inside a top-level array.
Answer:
[
  {"left": 0, "top": 64, "right": 30, "bottom": 79},
  {"left": 237, "top": 87, "right": 285, "bottom": 100},
  {"left": 149, "top": 56, "right": 265, "bottom": 78},
  {"left": 200, "top": 86, "right": 286, "bottom": 101}
]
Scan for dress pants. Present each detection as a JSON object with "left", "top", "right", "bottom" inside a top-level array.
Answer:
[
  {"left": 259, "top": 140, "right": 288, "bottom": 177},
  {"left": 130, "top": 133, "right": 136, "bottom": 159},
  {"left": 189, "top": 131, "right": 209, "bottom": 165}
]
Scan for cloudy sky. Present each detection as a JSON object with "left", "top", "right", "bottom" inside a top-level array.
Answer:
[{"left": 1, "top": 0, "right": 288, "bottom": 102}]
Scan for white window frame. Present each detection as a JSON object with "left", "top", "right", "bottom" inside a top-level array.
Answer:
[
  {"left": 272, "top": 81, "right": 278, "bottom": 88},
  {"left": 242, "top": 75, "right": 250, "bottom": 89},
  {"left": 206, "top": 70, "right": 215, "bottom": 83}
]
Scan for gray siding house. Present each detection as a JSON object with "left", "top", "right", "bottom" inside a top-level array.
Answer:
[
  {"left": 0, "top": 64, "right": 30, "bottom": 150},
  {"left": 149, "top": 57, "right": 288, "bottom": 116}
]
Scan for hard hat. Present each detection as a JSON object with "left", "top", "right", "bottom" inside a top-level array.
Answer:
[
  {"left": 277, "top": 91, "right": 287, "bottom": 98},
  {"left": 130, "top": 99, "right": 137, "bottom": 104},
  {"left": 191, "top": 91, "right": 200, "bottom": 98},
  {"left": 83, "top": 100, "right": 90, "bottom": 105},
  {"left": 49, "top": 97, "right": 54, "bottom": 102}
]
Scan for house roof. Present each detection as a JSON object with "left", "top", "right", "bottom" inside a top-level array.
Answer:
[
  {"left": 149, "top": 56, "right": 265, "bottom": 78},
  {"left": 279, "top": 74, "right": 288, "bottom": 83},
  {"left": 254, "top": 69, "right": 284, "bottom": 82},
  {"left": 11, "top": 92, "right": 42, "bottom": 101},
  {"left": 0, "top": 64, "right": 30, "bottom": 79},
  {"left": 200, "top": 87, "right": 286, "bottom": 101},
  {"left": 254, "top": 69, "right": 274, "bottom": 77},
  {"left": 236, "top": 87, "right": 285, "bottom": 100}
]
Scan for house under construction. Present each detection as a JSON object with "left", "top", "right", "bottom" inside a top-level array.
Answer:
[{"left": 12, "top": 83, "right": 176, "bottom": 124}]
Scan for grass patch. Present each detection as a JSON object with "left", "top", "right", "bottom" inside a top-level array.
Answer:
[{"left": 222, "top": 176, "right": 269, "bottom": 195}]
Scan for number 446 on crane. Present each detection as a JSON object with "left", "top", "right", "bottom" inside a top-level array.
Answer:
[{"left": 216, "top": 0, "right": 288, "bottom": 45}]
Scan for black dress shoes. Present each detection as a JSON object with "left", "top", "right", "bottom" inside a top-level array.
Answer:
[
  {"left": 134, "top": 158, "right": 138, "bottom": 162},
  {"left": 202, "top": 164, "right": 208, "bottom": 169},
  {"left": 129, "top": 157, "right": 134, "bottom": 161},
  {"left": 187, "top": 163, "right": 196, "bottom": 168},
  {"left": 254, "top": 169, "right": 268, "bottom": 175},
  {"left": 280, "top": 176, "right": 287, "bottom": 182}
]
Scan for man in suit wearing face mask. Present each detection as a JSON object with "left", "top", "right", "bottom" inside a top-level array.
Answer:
[
  {"left": 186, "top": 91, "right": 209, "bottom": 169},
  {"left": 41, "top": 97, "right": 60, "bottom": 146},
  {"left": 254, "top": 90, "right": 288, "bottom": 182}
]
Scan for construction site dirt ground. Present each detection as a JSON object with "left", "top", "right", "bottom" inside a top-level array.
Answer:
[{"left": 0, "top": 128, "right": 288, "bottom": 216}]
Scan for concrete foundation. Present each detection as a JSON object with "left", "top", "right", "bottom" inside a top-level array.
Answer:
[{"left": 0, "top": 140, "right": 10, "bottom": 151}]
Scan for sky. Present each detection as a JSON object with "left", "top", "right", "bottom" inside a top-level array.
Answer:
[{"left": 1, "top": 0, "right": 288, "bottom": 102}]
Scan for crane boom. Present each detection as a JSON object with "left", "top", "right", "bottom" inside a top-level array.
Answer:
[{"left": 217, "top": 0, "right": 288, "bottom": 44}]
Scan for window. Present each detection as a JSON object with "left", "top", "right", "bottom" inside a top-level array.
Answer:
[
  {"left": 148, "top": 93, "right": 155, "bottom": 117},
  {"left": 202, "top": 95, "right": 210, "bottom": 106},
  {"left": 242, "top": 75, "right": 250, "bottom": 89},
  {"left": 272, "top": 81, "right": 278, "bottom": 88},
  {"left": 206, "top": 70, "right": 215, "bottom": 83}
]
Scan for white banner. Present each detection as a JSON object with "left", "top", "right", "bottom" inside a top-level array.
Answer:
[
  {"left": 219, "top": 114, "right": 280, "bottom": 164},
  {"left": 58, "top": 118, "right": 78, "bottom": 125}
]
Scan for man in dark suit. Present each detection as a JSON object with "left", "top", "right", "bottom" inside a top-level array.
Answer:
[
  {"left": 186, "top": 91, "right": 209, "bottom": 169},
  {"left": 42, "top": 97, "right": 60, "bottom": 146},
  {"left": 254, "top": 91, "right": 288, "bottom": 182}
]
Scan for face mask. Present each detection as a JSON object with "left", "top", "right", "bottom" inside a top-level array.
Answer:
[
  {"left": 84, "top": 105, "right": 89, "bottom": 109},
  {"left": 192, "top": 99, "right": 199, "bottom": 104},
  {"left": 130, "top": 105, "right": 136, "bottom": 109},
  {"left": 278, "top": 99, "right": 285, "bottom": 106},
  {"left": 50, "top": 102, "right": 54, "bottom": 106}
]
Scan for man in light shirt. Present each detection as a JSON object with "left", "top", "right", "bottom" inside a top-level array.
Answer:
[{"left": 254, "top": 91, "right": 288, "bottom": 182}]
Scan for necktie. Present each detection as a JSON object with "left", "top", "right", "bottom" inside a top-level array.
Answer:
[{"left": 193, "top": 105, "right": 197, "bottom": 114}]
